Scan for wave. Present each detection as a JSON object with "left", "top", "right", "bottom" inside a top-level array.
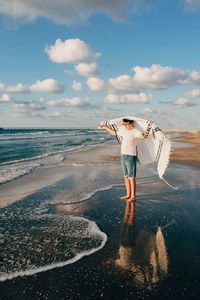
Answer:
[
  {"left": 0, "top": 153, "right": 65, "bottom": 184},
  {"left": 0, "top": 216, "right": 107, "bottom": 282},
  {"left": 0, "top": 129, "right": 101, "bottom": 141},
  {"left": 0, "top": 145, "right": 84, "bottom": 167},
  {"left": 50, "top": 184, "right": 123, "bottom": 205}
]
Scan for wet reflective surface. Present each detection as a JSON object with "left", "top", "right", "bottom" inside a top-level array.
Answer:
[{"left": 1, "top": 182, "right": 200, "bottom": 299}]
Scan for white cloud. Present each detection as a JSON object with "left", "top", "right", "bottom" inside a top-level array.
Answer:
[
  {"left": 75, "top": 62, "right": 99, "bottom": 77},
  {"left": 174, "top": 98, "right": 190, "bottom": 107},
  {"left": 0, "top": 0, "right": 134, "bottom": 26},
  {"left": 187, "top": 89, "right": 200, "bottom": 98},
  {"left": 72, "top": 80, "right": 82, "bottom": 91},
  {"left": 105, "top": 92, "right": 151, "bottom": 104},
  {"left": 0, "top": 82, "right": 5, "bottom": 90},
  {"left": 45, "top": 38, "right": 100, "bottom": 64},
  {"left": 87, "top": 77, "right": 105, "bottom": 91},
  {"left": 13, "top": 101, "right": 46, "bottom": 115},
  {"left": 47, "top": 111, "right": 62, "bottom": 118},
  {"left": 30, "top": 78, "right": 64, "bottom": 93},
  {"left": 188, "top": 70, "right": 200, "bottom": 84},
  {"left": 0, "top": 93, "right": 12, "bottom": 102},
  {"left": 108, "top": 75, "right": 134, "bottom": 92},
  {"left": 5, "top": 83, "right": 30, "bottom": 93},
  {"left": 143, "top": 107, "right": 161, "bottom": 114},
  {"left": 132, "top": 64, "right": 187, "bottom": 89},
  {"left": 47, "top": 97, "right": 87, "bottom": 107}
]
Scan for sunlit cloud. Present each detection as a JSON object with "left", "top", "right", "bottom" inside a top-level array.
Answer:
[
  {"left": 131, "top": 64, "right": 187, "bottom": 89},
  {"left": 108, "top": 75, "right": 134, "bottom": 92},
  {"left": 47, "top": 111, "right": 62, "bottom": 119},
  {"left": 187, "top": 89, "right": 200, "bottom": 98},
  {"left": 105, "top": 92, "right": 151, "bottom": 104},
  {"left": 5, "top": 83, "right": 30, "bottom": 93},
  {"left": 174, "top": 97, "right": 191, "bottom": 107},
  {"left": 45, "top": 38, "right": 100, "bottom": 64},
  {"left": 87, "top": 77, "right": 105, "bottom": 91},
  {"left": 13, "top": 101, "right": 46, "bottom": 116},
  {"left": 0, "top": 82, "right": 5, "bottom": 90},
  {"left": 30, "top": 78, "right": 64, "bottom": 93},
  {"left": 47, "top": 97, "right": 88, "bottom": 107},
  {"left": 72, "top": 80, "right": 82, "bottom": 91},
  {"left": 74, "top": 62, "right": 99, "bottom": 77},
  {"left": 0, "top": 93, "right": 12, "bottom": 102}
]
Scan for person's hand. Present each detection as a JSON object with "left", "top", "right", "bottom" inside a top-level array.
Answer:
[{"left": 147, "top": 120, "right": 153, "bottom": 128}]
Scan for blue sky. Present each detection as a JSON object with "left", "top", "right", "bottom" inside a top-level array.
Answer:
[{"left": 0, "top": 0, "right": 200, "bottom": 129}]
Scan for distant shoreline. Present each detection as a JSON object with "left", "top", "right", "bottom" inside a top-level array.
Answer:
[{"left": 170, "top": 130, "right": 200, "bottom": 168}]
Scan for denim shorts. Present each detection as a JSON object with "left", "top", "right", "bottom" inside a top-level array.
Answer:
[{"left": 121, "top": 155, "right": 137, "bottom": 178}]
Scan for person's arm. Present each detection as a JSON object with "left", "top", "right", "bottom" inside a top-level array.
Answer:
[
  {"left": 140, "top": 121, "right": 153, "bottom": 139},
  {"left": 98, "top": 124, "right": 116, "bottom": 136}
]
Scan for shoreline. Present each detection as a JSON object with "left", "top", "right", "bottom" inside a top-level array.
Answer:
[{"left": 170, "top": 130, "right": 200, "bottom": 168}]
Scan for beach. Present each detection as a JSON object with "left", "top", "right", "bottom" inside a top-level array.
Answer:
[{"left": 1, "top": 129, "right": 200, "bottom": 299}]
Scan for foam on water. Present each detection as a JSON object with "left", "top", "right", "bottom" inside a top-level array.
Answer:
[
  {"left": 0, "top": 154, "right": 66, "bottom": 184},
  {"left": 0, "top": 211, "right": 107, "bottom": 282}
]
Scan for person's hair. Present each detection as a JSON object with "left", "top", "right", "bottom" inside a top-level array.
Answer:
[{"left": 122, "top": 118, "right": 134, "bottom": 124}]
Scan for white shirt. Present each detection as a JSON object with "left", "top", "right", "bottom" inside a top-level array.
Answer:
[{"left": 118, "top": 128, "right": 142, "bottom": 156}]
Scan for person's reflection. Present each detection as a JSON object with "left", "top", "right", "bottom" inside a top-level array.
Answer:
[{"left": 106, "top": 201, "right": 168, "bottom": 290}]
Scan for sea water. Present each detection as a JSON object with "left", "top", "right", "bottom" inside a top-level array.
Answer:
[{"left": 0, "top": 128, "right": 111, "bottom": 184}]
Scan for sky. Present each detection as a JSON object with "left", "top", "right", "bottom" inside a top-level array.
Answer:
[{"left": 0, "top": 0, "right": 200, "bottom": 129}]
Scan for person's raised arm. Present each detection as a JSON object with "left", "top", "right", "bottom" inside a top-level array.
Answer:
[
  {"left": 141, "top": 121, "right": 153, "bottom": 139},
  {"left": 97, "top": 124, "right": 116, "bottom": 136}
]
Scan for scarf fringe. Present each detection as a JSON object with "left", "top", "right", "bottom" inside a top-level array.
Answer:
[{"left": 161, "top": 176, "right": 179, "bottom": 190}]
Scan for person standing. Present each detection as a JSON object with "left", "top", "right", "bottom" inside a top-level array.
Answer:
[{"left": 99, "top": 118, "right": 152, "bottom": 202}]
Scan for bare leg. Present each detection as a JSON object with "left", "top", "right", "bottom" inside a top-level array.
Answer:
[
  {"left": 120, "top": 176, "right": 131, "bottom": 199},
  {"left": 127, "top": 178, "right": 136, "bottom": 202}
]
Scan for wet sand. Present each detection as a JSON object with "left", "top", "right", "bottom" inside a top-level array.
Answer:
[{"left": 169, "top": 130, "right": 200, "bottom": 168}]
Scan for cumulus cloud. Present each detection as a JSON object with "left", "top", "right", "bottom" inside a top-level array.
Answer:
[
  {"left": 105, "top": 64, "right": 196, "bottom": 92},
  {"left": 13, "top": 101, "right": 46, "bottom": 116},
  {"left": 47, "top": 111, "right": 62, "bottom": 118},
  {"left": 30, "top": 78, "right": 64, "bottom": 93},
  {"left": 186, "top": 70, "right": 200, "bottom": 84},
  {"left": 87, "top": 77, "right": 105, "bottom": 91},
  {"left": 74, "top": 62, "right": 99, "bottom": 77},
  {"left": 47, "top": 97, "right": 88, "bottom": 107},
  {"left": 72, "top": 80, "right": 82, "bottom": 91},
  {"left": 174, "top": 98, "right": 190, "bottom": 107},
  {"left": 187, "top": 89, "right": 200, "bottom": 98},
  {"left": 143, "top": 107, "right": 161, "bottom": 114},
  {"left": 108, "top": 75, "right": 134, "bottom": 92},
  {"left": 0, "top": 93, "right": 12, "bottom": 102},
  {"left": 105, "top": 92, "right": 151, "bottom": 104},
  {"left": 0, "top": 82, "right": 5, "bottom": 90},
  {"left": 131, "top": 64, "right": 187, "bottom": 89},
  {"left": 46, "top": 39, "right": 100, "bottom": 64},
  {"left": 5, "top": 83, "right": 30, "bottom": 93}
]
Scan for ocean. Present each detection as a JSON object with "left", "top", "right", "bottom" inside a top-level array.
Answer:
[{"left": 0, "top": 128, "right": 111, "bottom": 184}]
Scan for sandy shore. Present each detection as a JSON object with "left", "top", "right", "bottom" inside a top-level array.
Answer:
[{"left": 170, "top": 130, "right": 200, "bottom": 168}]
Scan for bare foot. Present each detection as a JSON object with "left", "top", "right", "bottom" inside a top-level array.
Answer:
[
  {"left": 120, "top": 195, "right": 130, "bottom": 200},
  {"left": 126, "top": 196, "right": 136, "bottom": 202}
]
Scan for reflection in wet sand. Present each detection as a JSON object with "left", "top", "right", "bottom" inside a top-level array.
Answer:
[
  {"left": 52, "top": 201, "right": 89, "bottom": 215},
  {"left": 107, "top": 201, "right": 168, "bottom": 290}
]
